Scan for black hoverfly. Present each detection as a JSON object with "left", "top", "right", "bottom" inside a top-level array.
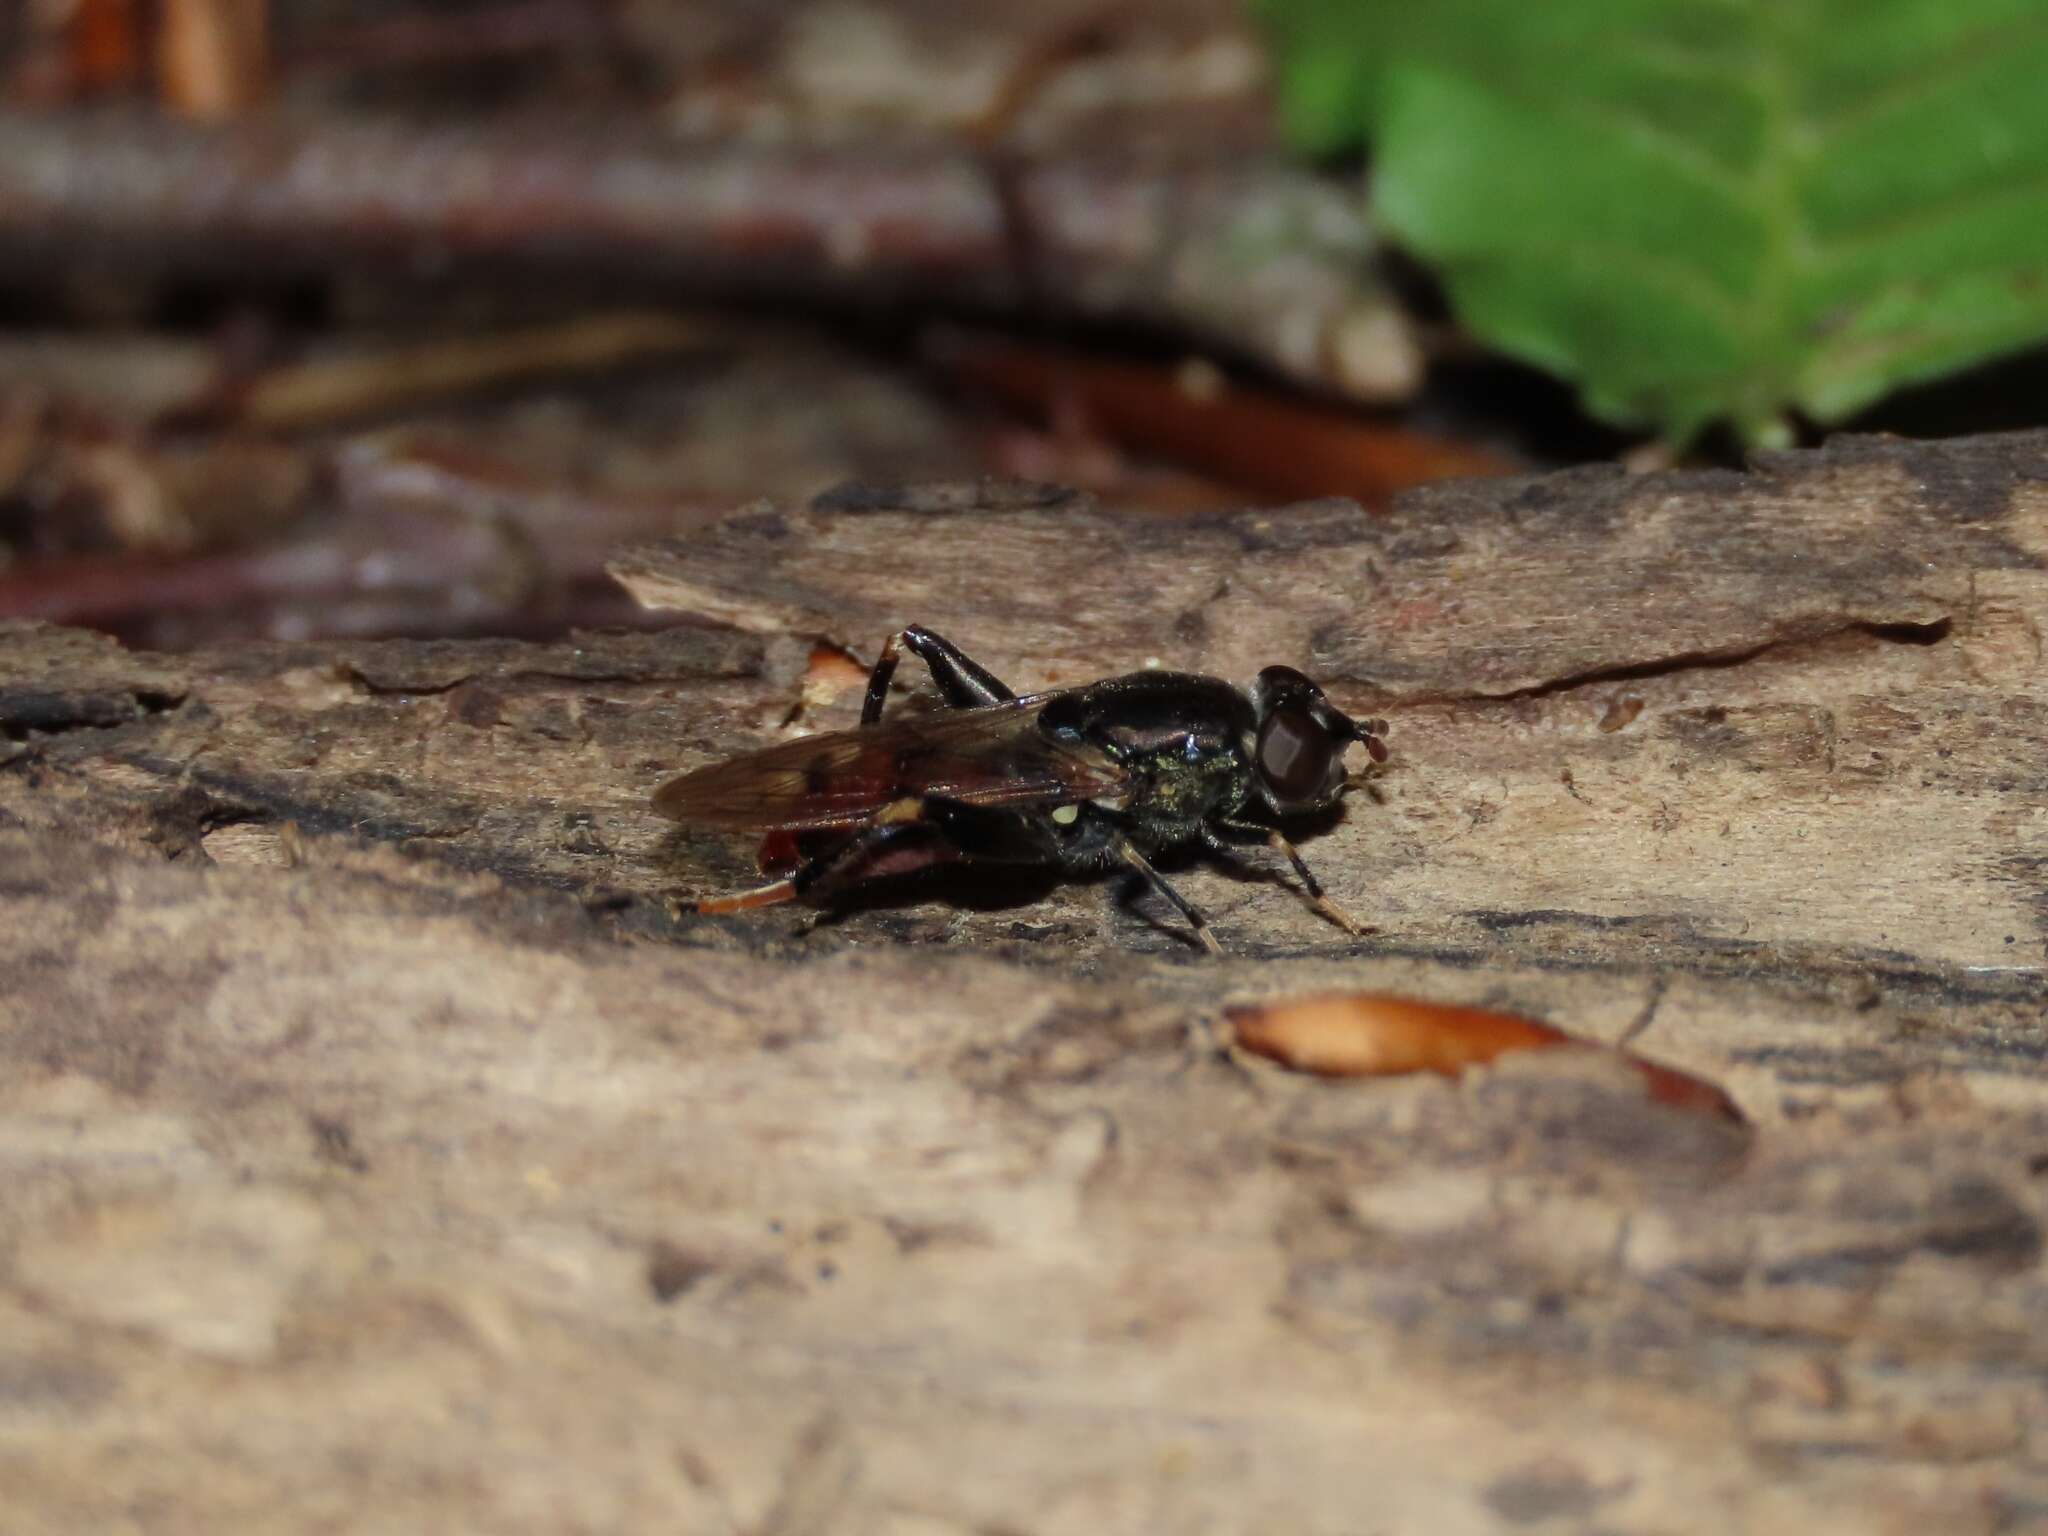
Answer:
[{"left": 653, "top": 626, "right": 1388, "bottom": 953}]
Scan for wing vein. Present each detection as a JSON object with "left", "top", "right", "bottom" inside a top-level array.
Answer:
[{"left": 653, "top": 695, "right": 1122, "bottom": 832}]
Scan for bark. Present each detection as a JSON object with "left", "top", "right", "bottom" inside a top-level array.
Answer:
[{"left": 4, "top": 430, "right": 2048, "bottom": 1533}]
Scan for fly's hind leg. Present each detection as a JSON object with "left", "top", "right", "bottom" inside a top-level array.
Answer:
[
  {"left": 704, "top": 795, "right": 1054, "bottom": 918},
  {"left": 697, "top": 819, "right": 933, "bottom": 916},
  {"left": 696, "top": 876, "right": 802, "bottom": 915},
  {"left": 789, "top": 818, "right": 947, "bottom": 905},
  {"left": 862, "top": 625, "right": 1017, "bottom": 724}
]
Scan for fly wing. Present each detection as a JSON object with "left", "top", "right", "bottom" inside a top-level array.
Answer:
[{"left": 651, "top": 693, "right": 1123, "bottom": 832}]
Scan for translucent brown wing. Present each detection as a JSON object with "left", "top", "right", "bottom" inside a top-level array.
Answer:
[{"left": 651, "top": 692, "right": 1125, "bottom": 833}]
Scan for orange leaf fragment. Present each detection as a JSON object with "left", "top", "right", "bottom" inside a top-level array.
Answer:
[
  {"left": 1630, "top": 1058, "right": 1744, "bottom": 1120},
  {"left": 1227, "top": 993, "right": 1562, "bottom": 1077},
  {"left": 802, "top": 643, "right": 870, "bottom": 708},
  {"left": 1224, "top": 992, "right": 1742, "bottom": 1123}
]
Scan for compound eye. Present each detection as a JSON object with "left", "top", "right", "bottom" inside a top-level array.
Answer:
[{"left": 1257, "top": 706, "right": 1336, "bottom": 805}]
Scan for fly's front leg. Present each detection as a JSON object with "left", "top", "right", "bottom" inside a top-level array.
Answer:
[
  {"left": 862, "top": 625, "right": 1017, "bottom": 724},
  {"left": 1267, "top": 829, "right": 1368, "bottom": 936},
  {"left": 1205, "top": 819, "right": 1369, "bottom": 936}
]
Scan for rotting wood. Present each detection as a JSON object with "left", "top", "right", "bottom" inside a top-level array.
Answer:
[{"left": 4, "top": 431, "right": 2048, "bottom": 1533}]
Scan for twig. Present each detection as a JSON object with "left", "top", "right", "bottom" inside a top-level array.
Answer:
[
  {"left": 0, "top": 312, "right": 723, "bottom": 432},
  {"left": 0, "top": 108, "right": 1413, "bottom": 401},
  {"left": 212, "top": 311, "right": 725, "bottom": 431}
]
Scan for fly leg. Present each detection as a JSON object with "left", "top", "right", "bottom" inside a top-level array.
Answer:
[
  {"left": 703, "top": 819, "right": 944, "bottom": 916},
  {"left": 862, "top": 625, "right": 1017, "bottom": 723},
  {"left": 1204, "top": 820, "right": 1369, "bottom": 936},
  {"left": 789, "top": 820, "right": 948, "bottom": 904},
  {"left": 937, "top": 798, "right": 1212, "bottom": 958},
  {"left": 1266, "top": 829, "right": 1369, "bottom": 935},
  {"left": 926, "top": 801, "right": 1213, "bottom": 955},
  {"left": 695, "top": 875, "right": 802, "bottom": 914},
  {"left": 1114, "top": 838, "right": 1223, "bottom": 956},
  {"left": 703, "top": 796, "right": 1056, "bottom": 917},
  {"left": 698, "top": 809, "right": 931, "bottom": 915}
]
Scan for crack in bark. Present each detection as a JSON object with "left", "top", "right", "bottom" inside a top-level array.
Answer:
[
  {"left": 341, "top": 664, "right": 716, "bottom": 698},
  {"left": 1408, "top": 616, "right": 1954, "bottom": 708}
]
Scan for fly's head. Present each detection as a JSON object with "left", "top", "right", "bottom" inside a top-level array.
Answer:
[{"left": 1247, "top": 665, "right": 1388, "bottom": 816}]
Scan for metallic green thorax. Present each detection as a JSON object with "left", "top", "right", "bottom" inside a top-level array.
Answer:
[{"left": 1038, "top": 673, "right": 1257, "bottom": 851}]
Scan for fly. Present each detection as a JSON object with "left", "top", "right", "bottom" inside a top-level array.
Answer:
[{"left": 652, "top": 626, "right": 1388, "bottom": 954}]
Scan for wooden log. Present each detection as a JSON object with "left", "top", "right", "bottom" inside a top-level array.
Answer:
[{"left": 3, "top": 431, "right": 2047, "bottom": 1533}]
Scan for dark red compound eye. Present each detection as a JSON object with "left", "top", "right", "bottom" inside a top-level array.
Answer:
[{"left": 1257, "top": 706, "right": 1336, "bottom": 803}]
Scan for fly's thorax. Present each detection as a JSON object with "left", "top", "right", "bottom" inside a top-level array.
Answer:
[
  {"left": 1116, "top": 732, "right": 1254, "bottom": 844},
  {"left": 1036, "top": 671, "right": 1256, "bottom": 750},
  {"left": 1033, "top": 670, "right": 1261, "bottom": 845}
]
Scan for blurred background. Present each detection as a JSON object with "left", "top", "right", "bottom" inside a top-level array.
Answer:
[{"left": 4, "top": 0, "right": 2044, "bottom": 649}]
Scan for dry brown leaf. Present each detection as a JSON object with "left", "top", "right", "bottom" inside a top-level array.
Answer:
[{"left": 1226, "top": 991, "right": 1744, "bottom": 1122}]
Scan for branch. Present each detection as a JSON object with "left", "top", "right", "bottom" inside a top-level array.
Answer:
[{"left": 0, "top": 107, "right": 1415, "bottom": 400}]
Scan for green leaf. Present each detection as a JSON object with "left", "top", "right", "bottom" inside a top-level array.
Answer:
[{"left": 1258, "top": 0, "right": 2048, "bottom": 444}]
